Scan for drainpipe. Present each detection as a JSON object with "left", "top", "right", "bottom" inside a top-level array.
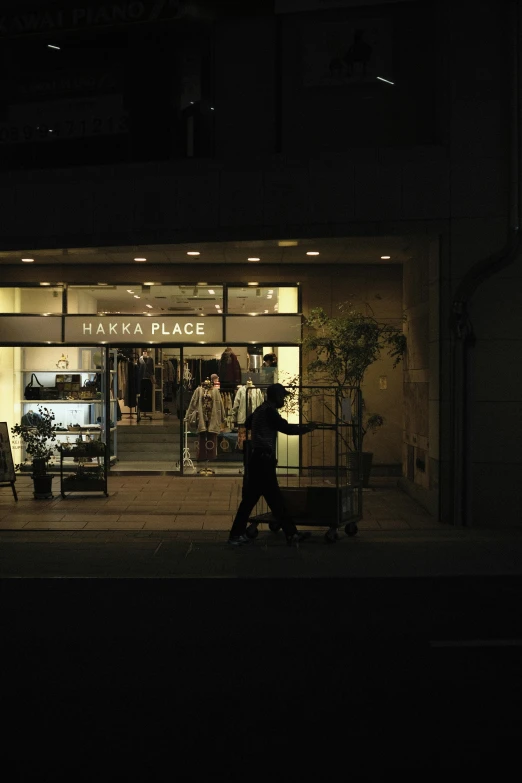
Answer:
[{"left": 450, "top": 0, "right": 522, "bottom": 526}]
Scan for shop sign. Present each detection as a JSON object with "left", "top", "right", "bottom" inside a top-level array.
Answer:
[
  {"left": 0, "top": 0, "right": 186, "bottom": 37},
  {"left": 0, "top": 315, "right": 62, "bottom": 343},
  {"left": 64, "top": 315, "right": 223, "bottom": 343},
  {"left": 225, "top": 315, "right": 302, "bottom": 344}
]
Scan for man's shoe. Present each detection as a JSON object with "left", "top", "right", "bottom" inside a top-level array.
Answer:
[
  {"left": 286, "top": 531, "right": 312, "bottom": 547},
  {"left": 227, "top": 535, "right": 251, "bottom": 547}
]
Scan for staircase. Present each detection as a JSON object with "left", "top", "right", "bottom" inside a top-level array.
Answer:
[{"left": 116, "top": 423, "right": 181, "bottom": 463}]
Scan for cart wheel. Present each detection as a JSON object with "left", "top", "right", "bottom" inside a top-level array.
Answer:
[
  {"left": 345, "top": 522, "right": 358, "bottom": 537},
  {"left": 268, "top": 520, "right": 282, "bottom": 533},
  {"left": 324, "top": 529, "right": 337, "bottom": 544},
  {"left": 245, "top": 523, "right": 258, "bottom": 539}
]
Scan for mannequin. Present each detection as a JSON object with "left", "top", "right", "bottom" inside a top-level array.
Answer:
[
  {"left": 138, "top": 349, "right": 155, "bottom": 414},
  {"left": 232, "top": 378, "right": 264, "bottom": 449},
  {"left": 186, "top": 378, "right": 226, "bottom": 471}
]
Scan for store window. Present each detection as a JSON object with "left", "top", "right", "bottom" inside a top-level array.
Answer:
[
  {"left": 67, "top": 284, "right": 224, "bottom": 315},
  {"left": 0, "top": 286, "right": 63, "bottom": 313},
  {"left": 227, "top": 286, "right": 299, "bottom": 315}
]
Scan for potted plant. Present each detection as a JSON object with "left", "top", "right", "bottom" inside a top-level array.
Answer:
[
  {"left": 11, "top": 406, "right": 61, "bottom": 499},
  {"left": 302, "top": 303, "right": 406, "bottom": 486}
]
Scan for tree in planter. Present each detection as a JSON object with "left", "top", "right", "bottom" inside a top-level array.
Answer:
[
  {"left": 302, "top": 303, "right": 406, "bottom": 483},
  {"left": 11, "top": 406, "right": 62, "bottom": 499},
  {"left": 11, "top": 406, "right": 61, "bottom": 475}
]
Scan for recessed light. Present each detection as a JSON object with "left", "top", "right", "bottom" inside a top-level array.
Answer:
[
  {"left": 268, "top": 290, "right": 274, "bottom": 293},
  {"left": 143, "top": 281, "right": 155, "bottom": 286},
  {"left": 217, "top": 309, "right": 222, "bottom": 313},
  {"left": 247, "top": 257, "right": 260, "bottom": 262},
  {"left": 248, "top": 282, "right": 258, "bottom": 286},
  {"left": 134, "top": 257, "right": 147, "bottom": 262},
  {"left": 376, "top": 76, "right": 394, "bottom": 85},
  {"left": 187, "top": 251, "right": 200, "bottom": 256},
  {"left": 208, "top": 289, "right": 215, "bottom": 294},
  {"left": 97, "top": 282, "right": 108, "bottom": 286},
  {"left": 146, "top": 304, "right": 153, "bottom": 309},
  {"left": 22, "top": 258, "right": 34, "bottom": 263},
  {"left": 306, "top": 251, "right": 320, "bottom": 256},
  {"left": 47, "top": 44, "right": 60, "bottom": 50},
  {"left": 267, "top": 295, "right": 273, "bottom": 299},
  {"left": 215, "top": 304, "right": 220, "bottom": 309},
  {"left": 278, "top": 240, "right": 298, "bottom": 247},
  {"left": 127, "top": 290, "right": 134, "bottom": 294},
  {"left": 381, "top": 255, "right": 391, "bottom": 259},
  {"left": 40, "top": 282, "right": 51, "bottom": 286},
  {"left": 134, "top": 295, "right": 141, "bottom": 299}
]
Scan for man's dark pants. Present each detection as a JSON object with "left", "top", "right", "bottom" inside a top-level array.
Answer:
[{"left": 229, "top": 451, "right": 298, "bottom": 538}]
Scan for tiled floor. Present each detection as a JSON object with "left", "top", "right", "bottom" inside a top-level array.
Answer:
[{"left": 0, "top": 475, "right": 439, "bottom": 531}]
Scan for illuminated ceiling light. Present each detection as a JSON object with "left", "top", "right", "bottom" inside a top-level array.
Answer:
[
  {"left": 127, "top": 290, "right": 134, "bottom": 294},
  {"left": 264, "top": 309, "right": 269, "bottom": 313},
  {"left": 146, "top": 304, "right": 153, "bottom": 309},
  {"left": 267, "top": 295, "right": 273, "bottom": 299},
  {"left": 48, "top": 44, "right": 60, "bottom": 50},
  {"left": 278, "top": 240, "right": 298, "bottom": 247},
  {"left": 134, "top": 257, "right": 147, "bottom": 262},
  {"left": 214, "top": 304, "right": 220, "bottom": 309},
  {"left": 247, "top": 282, "right": 258, "bottom": 286},
  {"left": 208, "top": 289, "right": 215, "bottom": 294},
  {"left": 247, "top": 257, "right": 260, "bottom": 262},
  {"left": 306, "top": 251, "right": 320, "bottom": 256},
  {"left": 40, "top": 282, "right": 51, "bottom": 286},
  {"left": 97, "top": 282, "right": 108, "bottom": 286},
  {"left": 376, "top": 76, "right": 394, "bottom": 85},
  {"left": 134, "top": 295, "right": 141, "bottom": 299},
  {"left": 381, "top": 255, "right": 391, "bottom": 259},
  {"left": 268, "top": 289, "right": 274, "bottom": 293},
  {"left": 217, "top": 309, "right": 222, "bottom": 313},
  {"left": 22, "top": 258, "right": 34, "bottom": 263},
  {"left": 187, "top": 251, "right": 200, "bottom": 256},
  {"left": 143, "top": 281, "right": 155, "bottom": 286}
]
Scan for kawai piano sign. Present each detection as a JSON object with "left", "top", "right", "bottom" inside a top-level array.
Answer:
[{"left": 64, "top": 315, "right": 223, "bottom": 344}]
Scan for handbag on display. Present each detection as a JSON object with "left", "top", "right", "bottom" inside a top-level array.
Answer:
[
  {"left": 24, "top": 373, "right": 60, "bottom": 400},
  {"left": 24, "top": 373, "right": 44, "bottom": 400},
  {"left": 80, "top": 376, "right": 97, "bottom": 399}
]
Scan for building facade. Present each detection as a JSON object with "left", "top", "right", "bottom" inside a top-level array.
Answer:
[{"left": 0, "top": 0, "right": 520, "bottom": 527}]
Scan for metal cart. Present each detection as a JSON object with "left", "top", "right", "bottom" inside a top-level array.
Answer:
[{"left": 244, "top": 385, "right": 363, "bottom": 544}]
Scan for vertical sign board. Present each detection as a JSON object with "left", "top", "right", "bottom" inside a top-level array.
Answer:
[{"left": 0, "top": 422, "right": 17, "bottom": 501}]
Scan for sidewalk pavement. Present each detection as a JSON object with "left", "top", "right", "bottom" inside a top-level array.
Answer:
[{"left": 1, "top": 475, "right": 521, "bottom": 578}]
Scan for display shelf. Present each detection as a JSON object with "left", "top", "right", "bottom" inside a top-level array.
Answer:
[
  {"left": 20, "top": 346, "right": 119, "bottom": 469},
  {"left": 59, "top": 444, "right": 109, "bottom": 497}
]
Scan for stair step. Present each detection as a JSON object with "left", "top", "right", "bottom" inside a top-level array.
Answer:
[
  {"left": 118, "top": 442, "right": 180, "bottom": 453},
  {"left": 117, "top": 434, "right": 179, "bottom": 443},
  {"left": 117, "top": 452, "right": 181, "bottom": 462}
]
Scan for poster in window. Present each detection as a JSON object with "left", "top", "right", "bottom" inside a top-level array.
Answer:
[
  {"left": 0, "top": 423, "right": 16, "bottom": 483},
  {"left": 301, "top": 18, "right": 392, "bottom": 87}
]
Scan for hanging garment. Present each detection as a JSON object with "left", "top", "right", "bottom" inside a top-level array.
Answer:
[
  {"left": 232, "top": 385, "right": 264, "bottom": 425},
  {"left": 139, "top": 355, "right": 155, "bottom": 381},
  {"left": 197, "top": 431, "right": 217, "bottom": 462},
  {"left": 139, "top": 379, "right": 153, "bottom": 412},
  {"left": 185, "top": 385, "right": 225, "bottom": 434},
  {"left": 219, "top": 349, "right": 241, "bottom": 388},
  {"left": 124, "top": 361, "right": 138, "bottom": 408}
]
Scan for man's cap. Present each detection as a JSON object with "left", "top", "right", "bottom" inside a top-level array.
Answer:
[{"left": 267, "top": 383, "right": 290, "bottom": 400}]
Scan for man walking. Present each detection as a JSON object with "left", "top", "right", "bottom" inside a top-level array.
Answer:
[{"left": 227, "top": 383, "right": 316, "bottom": 547}]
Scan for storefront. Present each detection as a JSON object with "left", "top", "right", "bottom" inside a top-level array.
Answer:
[{"left": 0, "top": 282, "right": 302, "bottom": 477}]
